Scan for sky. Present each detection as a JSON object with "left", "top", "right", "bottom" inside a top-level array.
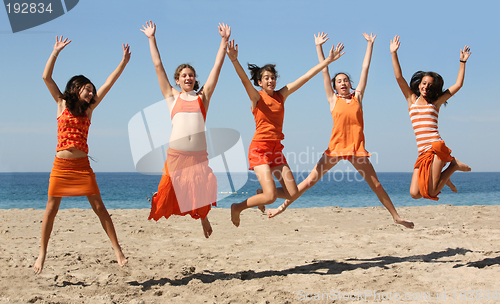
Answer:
[{"left": 0, "top": 0, "right": 499, "bottom": 173}]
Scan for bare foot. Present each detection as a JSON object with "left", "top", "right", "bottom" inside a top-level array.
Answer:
[
  {"left": 33, "top": 253, "right": 46, "bottom": 275},
  {"left": 201, "top": 217, "right": 213, "bottom": 238},
  {"left": 230, "top": 203, "right": 240, "bottom": 227},
  {"left": 267, "top": 200, "right": 289, "bottom": 218},
  {"left": 453, "top": 158, "right": 471, "bottom": 172},
  {"left": 267, "top": 207, "right": 284, "bottom": 218},
  {"left": 115, "top": 249, "right": 128, "bottom": 267},
  {"left": 446, "top": 180, "right": 457, "bottom": 193},
  {"left": 394, "top": 217, "right": 414, "bottom": 229}
]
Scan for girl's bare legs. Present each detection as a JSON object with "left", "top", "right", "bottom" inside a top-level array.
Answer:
[
  {"left": 256, "top": 164, "right": 297, "bottom": 213},
  {"left": 428, "top": 156, "right": 471, "bottom": 197},
  {"left": 411, "top": 165, "right": 457, "bottom": 199},
  {"left": 231, "top": 164, "right": 298, "bottom": 226},
  {"left": 87, "top": 194, "right": 128, "bottom": 267},
  {"left": 272, "top": 164, "right": 299, "bottom": 201},
  {"left": 350, "top": 157, "right": 414, "bottom": 229},
  {"left": 446, "top": 180, "right": 457, "bottom": 193},
  {"left": 231, "top": 164, "right": 277, "bottom": 227},
  {"left": 267, "top": 155, "right": 340, "bottom": 218},
  {"left": 201, "top": 217, "right": 212, "bottom": 238},
  {"left": 409, "top": 168, "right": 422, "bottom": 199},
  {"left": 33, "top": 196, "right": 62, "bottom": 274}
]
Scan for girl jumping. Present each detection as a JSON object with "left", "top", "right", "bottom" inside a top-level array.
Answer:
[
  {"left": 34, "top": 36, "right": 130, "bottom": 274},
  {"left": 226, "top": 37, "right": 345, "bottom": 227},
  {"left": 141, "top": 21, "right": 230, "bottom": 238},
  {"left": 390, "top": 35, "right": 471, "bottom": 200},
  {"left": 267, "top": 33, "right": 413, "bottom": 229}
]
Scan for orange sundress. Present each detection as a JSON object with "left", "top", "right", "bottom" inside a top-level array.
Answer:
[{"left": 324, "top": 95, "right": 371, "bottom": 158}]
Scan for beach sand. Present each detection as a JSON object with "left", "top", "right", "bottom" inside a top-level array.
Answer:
[{"left": 1, "top": 205, "right": 499, "bottom": 303}]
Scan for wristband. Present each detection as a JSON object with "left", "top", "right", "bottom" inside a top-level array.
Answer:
[{"left": 460, "top": 60, "right": 466, "bottom": 63}]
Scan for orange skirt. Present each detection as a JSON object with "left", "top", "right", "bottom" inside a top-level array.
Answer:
[
  {"left": 414, "top": 141, "right": 453, "bottom": 201},
  {"left": 148, "top": 148, "right": 217, "bottom": 221},
  {"left": 48, "top": 157, "right": 100, "bottom": 197}
]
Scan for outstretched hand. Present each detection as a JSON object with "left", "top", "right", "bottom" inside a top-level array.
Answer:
[
  {"left": 218, "top": 23, "right": 231, "bottom": 40},
  {"left": 54, "top": 35, "right": 71, "bottom": 52},
  {"left": 226, "top": 39, "right": 238, "bottom": 61},
  {"left": 460, "top": 45, "right": 471, "bottom": 62},
  {"left": 390, "top": 35, "right": 400, "bottom": 53},
  {"left": 122, "top": 43, "right": 131, "bottom": 64},
  {"left": 327, "top": 42, "right": 345, "bottom": 62},
  {"left": 362, "top": 32, "right": 376, "bottom": 43},
  {"left": 314, "top": 32, "right": 329, "bottom": 46},
  {"left": 140, "top": 21, "right": 156, "bottom": 38}
]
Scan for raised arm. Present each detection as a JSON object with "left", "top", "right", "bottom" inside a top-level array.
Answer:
[
  {"left": 390, "top": 35, "right": 414, "bottom": 107},
  {"left": 226, "top": 39, "right": 261, "bottom": 108},
  {"left": 42, "top": 35, "right": 71, "bottom": 103},
  {"left": 435, "top": 45, "right": 471, "bottom": 108},
  {"left": 91, "top": 43, "right": 131, "bottom": 110},
  {"left": 141, "top": 21, "right": 177, "bottom": 99},
  {"left": 280, "top": 41, "right": 344, "bottom": 100},
  {"left": 315, "top": 32, "right": 335, "bottom": 102},
  {"left": 200, "top": 23, "right": 231, "bottom": 109},
  {"left": 355, "top": 33, "right": 376, "bottom": 103}
]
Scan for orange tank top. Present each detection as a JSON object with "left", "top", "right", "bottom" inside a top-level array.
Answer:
[
  {"left": 252, "top": 90, "right": 285, "bottom": 141},
  {"left": 326, "top": 95, "right": 370, "bottom": 157},
  {"left": 170, "top": 94, "right": 207, "bottom": 121},
  {"left": 56, "top": 108, "right": 90, "bottom": 154}
]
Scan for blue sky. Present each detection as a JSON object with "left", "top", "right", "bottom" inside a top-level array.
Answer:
[{"left": 0, "top": 0, "right": 498, "bottom": 172}]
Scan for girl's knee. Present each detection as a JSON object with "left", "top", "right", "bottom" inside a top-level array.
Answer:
[
  {"left": 428, "top": 189, "right": 439, "bottom": 197},
  {"left": 261, "top": 190, "right": 278, "bottom": 205},
  {"left": 372, "top": 180, "right": 383, "bottom": 191},
  {"left": 90, "top": 199, "right": 108, "bottom": 215},
  {"left": 410, "top": 189, "right": 421, "bottom": 199}
]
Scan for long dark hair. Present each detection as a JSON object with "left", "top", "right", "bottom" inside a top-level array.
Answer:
[
  {"left": 61, "top": 75, "right": 96, "bottom": 116},
  {"left": 174, "top": 64, "right": 200, "bottom": 91},
  {"left": 410, "top": 71, "right": 445, "bottom": 104},
  {"left": 248, "top": 63, "right": 279, "bottom": 86}
]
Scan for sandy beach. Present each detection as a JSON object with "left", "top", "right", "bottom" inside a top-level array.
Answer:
[{"left": 1, "top": 205, "right": 499, "bottom": 303}]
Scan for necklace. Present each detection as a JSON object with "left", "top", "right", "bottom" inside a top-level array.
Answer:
[{"left": 337, "top": 93, "right": 351, "bottom": 99}]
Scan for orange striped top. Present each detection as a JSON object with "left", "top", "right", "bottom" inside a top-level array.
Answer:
[
  {"left": 56, "top": 108, "right": 90, "bottom": 154},
  {"left": 409, "top": 101, "right": 442, "bottom": 154}
]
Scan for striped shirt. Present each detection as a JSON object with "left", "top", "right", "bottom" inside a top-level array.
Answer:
[{"left": 409, "top": 102, "right": 442, "bottom": 154}]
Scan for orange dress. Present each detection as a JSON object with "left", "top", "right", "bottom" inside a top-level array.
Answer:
[
  {"left": 48, "top": 108, "right": 99, "bottom": 197},
  {"left": 248, "top": 91, "right": 287, "bottom": 169},
  {"left": 324, "top": 95, "right": 371, "bottom": 158},
  {"left": 149, "top": 93, "right": 217, "bottom": 221}
]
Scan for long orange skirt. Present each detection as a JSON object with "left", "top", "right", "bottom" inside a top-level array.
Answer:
[
  {"left": 148, "top": 148, "right": 217, "bottom": 221},
  {"left": 414, "top": 141, "right": 453, "bottom": 201},
  {"left": 48, "top": 156, "right": 100, "bottom": 197}
]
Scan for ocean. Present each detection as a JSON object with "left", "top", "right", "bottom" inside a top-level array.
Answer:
[{"left": 1, "top": 172, "right": 499, "bottom": 210}]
